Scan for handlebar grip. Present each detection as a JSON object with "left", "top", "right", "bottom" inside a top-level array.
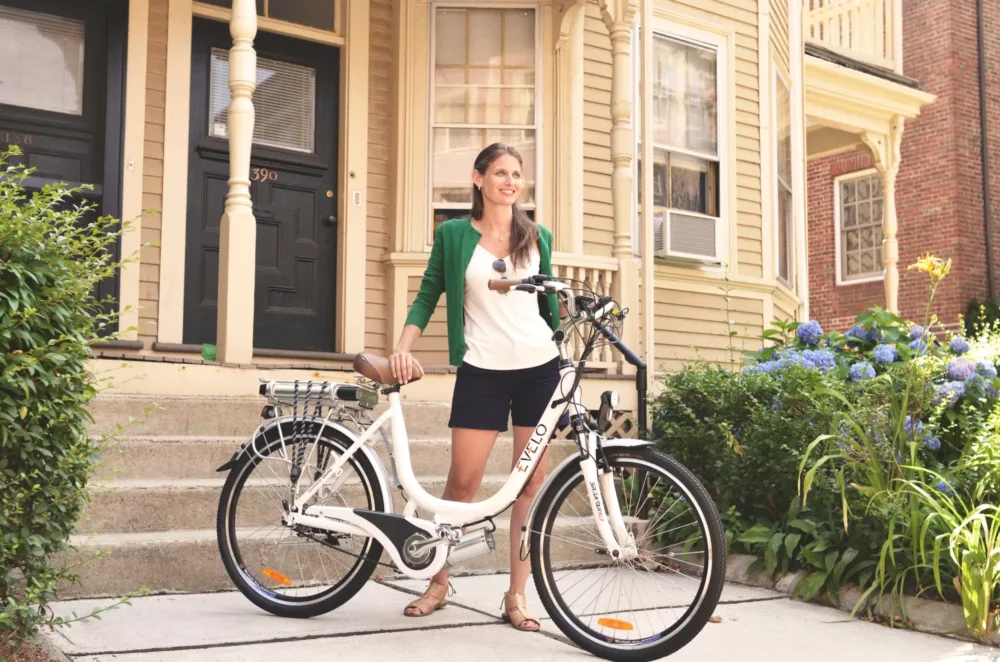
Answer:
[
  {"left": 487, "top": 279, "right": 515, "bottom": 292},
  {"left": 597, "top": 323, "right": 646, "bottom": 369}
]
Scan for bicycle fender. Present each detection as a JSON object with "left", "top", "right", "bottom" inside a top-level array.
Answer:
[
  {"left": 517, "top": 438, "right": 654, "bottom": 559},
  {"left": 215, "top": 416, "right": 395, "bottom": 516}
]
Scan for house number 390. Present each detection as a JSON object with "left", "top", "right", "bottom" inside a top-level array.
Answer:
[
  {"left": 252, "top": 168, "right": 278, "bottom": 182},
  {"left": 2, "top": 132, "right": 33, "bottom": 145}
]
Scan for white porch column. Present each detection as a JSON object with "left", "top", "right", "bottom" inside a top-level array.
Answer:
[
  {"left": 862, "top": 116, "right": 904, "bottom": 314},
  {"left": 599, "top": 0, "right": 639, "bottom": 373},
  {"left": 217, "top": 0, "right": 258, "bottom": 364},
  {"left": 553, "top": 1, "right": 585, "bottom": 254}
]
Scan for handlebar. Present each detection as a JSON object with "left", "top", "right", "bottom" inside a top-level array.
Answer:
[{"left": 486, "top": 276, "right": 645, "bottom": 370}]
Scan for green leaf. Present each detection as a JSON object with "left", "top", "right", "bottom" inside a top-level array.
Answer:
[
  {"left": 765, "top": 533, "right": 783, "bottom": 575},
  {"left": 825, "top": 550, "right": 839, "bottom": 572},
  {"left": 784, "top": 533, "right": 802, "bottom": 558},
  {"left": 18, "top": 406, "right": 27, "bottom": 419},
  {"left": 736, "top": 523, "right": 774, "bottom": 545},
  {"left": 788, "top": 519, "right": 817, "bottom": 534},
  {"left": 794, "top": 571, "right": 830, "bottom": 601}
]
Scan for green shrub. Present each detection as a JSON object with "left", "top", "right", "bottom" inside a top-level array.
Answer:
[
  {"left": 0, "top": 148, "right": 133, "bottom": 648},
  {"left": 650, "top": 255, "right": 1000, "bottom": 617},
  {"left": 964, "top": 298, "right": 1000, "bottom": 340}
]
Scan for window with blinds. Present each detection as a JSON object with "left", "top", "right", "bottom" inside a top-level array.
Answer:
[
  {"left": 209, "top": 48, "right": 316, "bottom": 154},
  {"left": 0, "top": 6, "right": 85, "bottom": 115},
  {"left": 429, "top": 7, "right": 539, "bottom": 235}
]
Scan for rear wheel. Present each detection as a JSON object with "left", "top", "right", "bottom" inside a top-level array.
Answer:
[
  {"left": 217, "top": 419, "right": 386, "bottom": 618},
  {"left": 530, "top": 446, "right": 725, "bottom": 662}
]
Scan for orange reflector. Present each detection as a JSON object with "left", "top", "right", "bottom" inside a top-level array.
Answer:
[
  {"left": 597, "top": 618, "right": 634, "bottom": 631},
  {"left": 262, "top": 568, "right": 293, "bottom": 587}
]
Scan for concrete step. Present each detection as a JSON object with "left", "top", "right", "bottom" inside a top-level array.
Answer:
[
  {"left": 88, "top": 394, "right": 456, "bottom": 439},
  {"left": 92, "top": 436, "right": 574, "bottom": 482},
  {"left": 60, "top": 517, "right": 605, "bottom": 599},
  {"left": 81, "top": 461, "right": 587, "bottom": 534}
]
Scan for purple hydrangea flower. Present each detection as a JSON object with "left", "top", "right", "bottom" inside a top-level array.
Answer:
[
  {"left": 908, "top": 325, "right": 925, "bottom": 341},
  {"left": 933, "top": 381, "right": 968, "bottom": 407},
  {"left": 803, "top": 349, "right": 836, "bottom": 372},
  {"left": 797, "top": 320, "right": 824, "bottom": 346},
  {"left": 977, "top": 361, "right": 998, "bottom": 379},
  {"left": 950, "top": 337, "right": 971, "bottom": 355},
  {"left": 946, "top": 357, "right": 977, "bottom": 382},
  {"left": 909, "top": 338, "right": 928, "bottom": 354},
  {"left": 935, "top": 479, "right": 951, "bottom": 493},
  {"left": 904, "top": 415, "right": 924, "bottom": 437},
  {"left": 873, "top": 344, "right": 898, "bottom": 365},
  {"left": 845, "top": 326, "right": 868, "bottom": 345},
  {"left": 925, "top": 435, "right": 942, "bottom": 451},
  {"left": 850, "top": 361, "right": 876, "bottom": 382}
]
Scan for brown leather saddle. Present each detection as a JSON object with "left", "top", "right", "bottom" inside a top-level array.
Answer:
[{"left": 352, "top": 352, "right": 424, "bottom": 386}]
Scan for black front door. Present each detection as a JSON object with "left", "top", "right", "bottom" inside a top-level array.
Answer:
[
  {"left": 0, "top": 0, "right": 126, "bottom": 332},
  {"left": 184, "top": 18, "right": 340, "bottom": 352}
]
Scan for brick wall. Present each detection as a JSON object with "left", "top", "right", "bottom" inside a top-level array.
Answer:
[{"left": 807, "top": 0, "right": 1000, "bottom": 333}]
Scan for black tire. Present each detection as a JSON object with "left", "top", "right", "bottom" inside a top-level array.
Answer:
[
  {"left": 530, "top": 446, "right": 726, "bottom": 662},
  {"left": 217, "top": 418, "right": 386, "bottom": 618}
]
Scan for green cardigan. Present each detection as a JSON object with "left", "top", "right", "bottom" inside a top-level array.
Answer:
[{"left": 403, "top": 217, "right": 561, "bottom": 367}]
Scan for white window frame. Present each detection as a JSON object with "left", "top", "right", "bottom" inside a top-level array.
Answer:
[
  {"left": 631, "top": 16, "right": 730, "bottom": 266},
  {"left": 834, "top": 167, "right": 885, "bottom": 286},
  {"left": 773, "top": 66, "right": 793, "bottom": 288},
  {"left": 426, "top": 2, "right": 543, "bottom": 249}
]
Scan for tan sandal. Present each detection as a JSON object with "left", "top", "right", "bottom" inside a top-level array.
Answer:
[
  {"left": 403, "top": 581, "right": 454, "bottom": 617},
  {"left": 501, "top": 591, "right": 540, "bottom": 632}
]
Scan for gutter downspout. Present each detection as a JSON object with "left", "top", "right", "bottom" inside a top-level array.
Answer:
[{"left": 977, "top": 0, "right": 996, "bottom": 299}]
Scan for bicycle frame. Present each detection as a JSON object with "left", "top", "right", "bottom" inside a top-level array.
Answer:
[{"left": 258, "top": 281, "right": 640, "bottom": 579}]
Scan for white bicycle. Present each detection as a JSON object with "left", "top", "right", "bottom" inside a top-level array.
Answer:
[{"left": 215, "top": 274, "right": 725, "bottom": 661}]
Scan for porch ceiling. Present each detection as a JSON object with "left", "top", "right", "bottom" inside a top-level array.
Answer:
[{"left": 805, "top": 46, "right": 936, "bottom": 138}]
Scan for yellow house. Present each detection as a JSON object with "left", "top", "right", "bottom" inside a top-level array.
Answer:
[
  {"left": 1, "top": 0, "right": 933, "bottom": 406},
  {"left": 3, "top": 0, "right": 936, "bottom": 596}
]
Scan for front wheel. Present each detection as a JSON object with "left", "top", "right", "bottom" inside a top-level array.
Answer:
[{"left": 530, "top": 446, "right": 725, "bottom": 662}]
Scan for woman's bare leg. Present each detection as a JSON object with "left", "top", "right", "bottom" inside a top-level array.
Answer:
[
  {"left": 404, "top": 426, "right": 498, "bottom": 615},
  {"left": 504, "top": 425, "right": 549, "bottom": 630}
]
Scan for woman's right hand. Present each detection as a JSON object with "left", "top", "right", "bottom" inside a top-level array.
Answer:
[{"left": 389, "top": 347, "right": 422, "bottom": 384}]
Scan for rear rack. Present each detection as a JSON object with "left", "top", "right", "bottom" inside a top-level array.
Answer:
[{"left": 258, "top": 378, "right": 379, "bottom": 410}]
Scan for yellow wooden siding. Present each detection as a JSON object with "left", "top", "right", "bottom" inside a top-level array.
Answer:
[
  {"left": 583, "top": 5, "right": 614, "bottom": 258},
  {"left": 773, "top": 291, "right": 797, "bottom": 322},
  {"left": 365, "top": 0, "right": 393, "bottom": 355},
  {"left": 407, "top": 275, "right": 449, "bottom": 366},
  {"left": 653, "top": 279, "right": 764, "bottom": 373},
  {"left": 140, "top": 0, "right": 168, "bottom": 344},
  {"left": 770, "top": 0, "right": 790, "bottom": 73}
]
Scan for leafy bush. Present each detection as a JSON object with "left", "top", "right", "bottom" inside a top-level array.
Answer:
[
  {"left": 0, "top": 149, "right": 134, "bottom": 648},
  {"left": 651, "top": 254, "right": 1000, "bottom": 633},
  {"left": 964, "top": 298, "right": 1000, "bottom": 340}
]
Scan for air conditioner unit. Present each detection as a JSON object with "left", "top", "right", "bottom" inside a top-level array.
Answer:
[{"left": 652, "top": 210, "right": 722, "bottom": 263}]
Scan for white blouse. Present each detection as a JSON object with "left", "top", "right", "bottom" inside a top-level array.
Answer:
[{"left": 462, "top": 244, "right": 560, "bottom": 371}]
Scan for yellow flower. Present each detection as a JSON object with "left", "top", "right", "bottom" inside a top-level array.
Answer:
[{"left": 908, "top": 253, "right": 951, "bottom": 281}]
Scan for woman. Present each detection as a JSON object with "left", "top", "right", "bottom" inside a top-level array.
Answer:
[{"left": 388, "top": 143, "right": 561, "bottom": 633}]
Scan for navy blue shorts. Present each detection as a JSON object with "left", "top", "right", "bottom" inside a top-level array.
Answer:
[{"left": 448, "top": 358, "right": 561, "bottom": 432}]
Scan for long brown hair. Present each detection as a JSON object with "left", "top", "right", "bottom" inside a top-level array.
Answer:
[{"left": 470, "top": 143, "right": 537, "bottom": 270}]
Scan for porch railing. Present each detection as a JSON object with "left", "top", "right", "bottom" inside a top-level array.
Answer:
[
  {"left": 551, "top": 253, "right": 620, "bottom": 371},
  {"left": 805, "top": 0, "right": 903, "bottom": 74}
]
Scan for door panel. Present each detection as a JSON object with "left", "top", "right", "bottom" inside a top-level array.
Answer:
[
  {"left": 0, "top": 0, "right": 125, "bottom": 332},
  {"left": 184, "top": 18, "right": 340, "bottom": 352}
]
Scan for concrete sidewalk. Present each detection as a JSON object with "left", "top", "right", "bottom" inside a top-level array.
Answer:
[{"left": 46, "top": 575, "right": 1000, "bottom": 661}]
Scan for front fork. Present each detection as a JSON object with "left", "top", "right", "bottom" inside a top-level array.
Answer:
[{"left": 580, "top": 431, "right": 636, "bottom": 561}]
